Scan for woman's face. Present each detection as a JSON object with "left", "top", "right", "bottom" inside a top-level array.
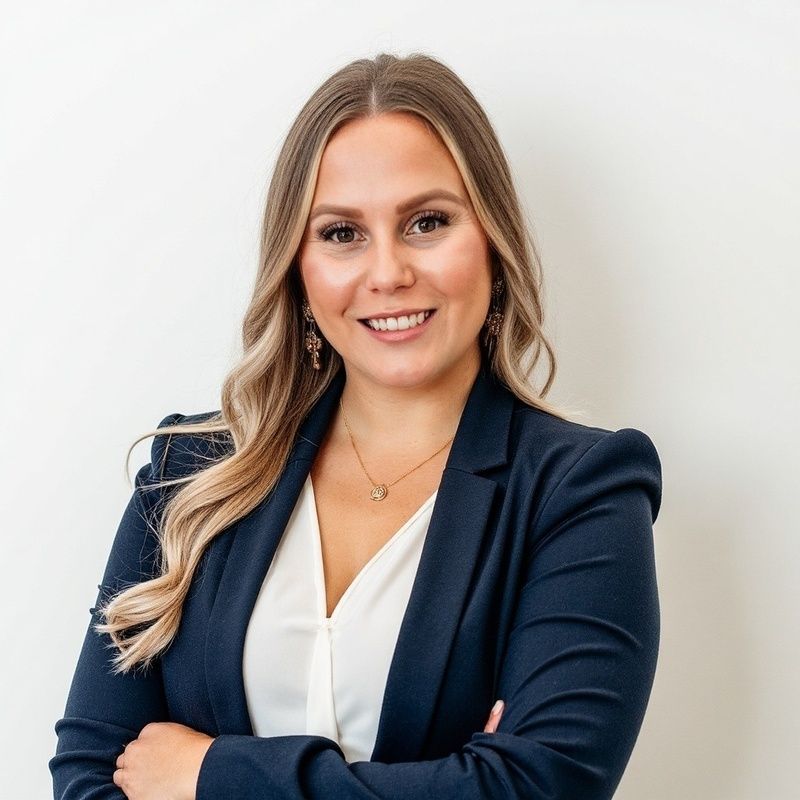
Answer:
[{"left": 296, "top": 112, "right": 493, "bottom": 390}]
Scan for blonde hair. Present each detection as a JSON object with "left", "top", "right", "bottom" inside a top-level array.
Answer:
[{"left": 95, "top": 51, "right": 583, "bottom": 674}]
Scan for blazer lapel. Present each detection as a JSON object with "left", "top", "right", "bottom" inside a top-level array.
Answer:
[
  {"left": 204, "top": 363, "right": 515, "bottom": 761},
  {"left": 370, "top": 364, "right": 513, "bottom": 761},
  {"left": 205, "top": 371, "right": 345, "bottom": 735}
]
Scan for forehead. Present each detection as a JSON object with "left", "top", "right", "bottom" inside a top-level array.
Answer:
[{"left": 311, "top": 113, "right": 466, "bottom": 207}]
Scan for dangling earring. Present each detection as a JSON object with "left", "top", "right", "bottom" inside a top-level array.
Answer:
[
  {"left": 302, "top": 299, "right": 323, "bottom": 370},
  {"left": 483, "top": 276, "right": 505, "bottom": 352}
]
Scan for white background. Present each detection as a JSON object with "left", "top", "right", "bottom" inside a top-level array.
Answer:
[{"left": 2, "top": 2, "right": 798, "bottom": 798}]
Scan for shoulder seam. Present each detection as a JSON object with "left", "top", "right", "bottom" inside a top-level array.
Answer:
[
  {"left": 159, "top": 433, "right": 173, "bottom": 481},
  {"left": 157, "top": 413, "right": 183, "bottom": 481},
  {"left": 530, "top": 429, "right": 611, "bottom": 535}
]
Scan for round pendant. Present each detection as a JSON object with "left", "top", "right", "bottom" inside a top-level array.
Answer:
[{"left": 370, "top": 484, "right": 388, "bottom": 501}]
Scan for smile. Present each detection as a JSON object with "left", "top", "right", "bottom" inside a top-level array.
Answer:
[
  {"left": 358, "top": 309, "right": 436, "bottom": 342},
  {"left": 360, "top": 309, "right": 434, "bottom": 331}
]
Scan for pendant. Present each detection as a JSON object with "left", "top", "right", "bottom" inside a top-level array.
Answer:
[{"left": 370, "top": 484, "right": 388, "bottom": 501}]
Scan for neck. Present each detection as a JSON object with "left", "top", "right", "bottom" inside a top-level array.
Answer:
[{"left": 337, "top": 354, "right": 481, "bottom": 453}]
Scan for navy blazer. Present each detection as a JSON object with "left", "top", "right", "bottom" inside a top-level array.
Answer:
[{"left": 50, "top": 363, "right": 663, "bottom": 799}]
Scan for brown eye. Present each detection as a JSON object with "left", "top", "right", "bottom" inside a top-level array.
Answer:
[
  {"left": 408, "top": 210, "right": 450, "bottom": 235},
  {"left": 418, "top": 218, "right": 437, "bottom": 233},
  {"left": 318, "top": 222, "right": 357, "bottom": 244}
]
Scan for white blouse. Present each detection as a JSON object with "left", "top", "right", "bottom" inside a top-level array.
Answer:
[{"left": 242, "top": 473, "right": 438, "bottom": 763}]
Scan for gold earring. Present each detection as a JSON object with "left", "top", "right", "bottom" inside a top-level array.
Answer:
[{"left": 302, "top": 299, "right": 323, "bottom": 370}]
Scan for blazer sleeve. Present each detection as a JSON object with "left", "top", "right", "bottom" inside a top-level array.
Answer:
[
  {"left": 49, "top": 412, "right": 183, "bottom": 800},
  {"left": 195, "top": 427, "right": 663, "bottom": 800}
]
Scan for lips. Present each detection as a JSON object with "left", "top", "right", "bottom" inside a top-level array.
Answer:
[
  {"left": 358, "top": 308, "right": 437, "bottom": 338},
  {"left": 359, "top": 309, "right": 435, "bottom": 331},
  {"left": 358, "top": 308, "right": 435, "bottom": 323}
]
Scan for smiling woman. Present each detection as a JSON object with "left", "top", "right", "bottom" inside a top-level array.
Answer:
[
  {"left": 50, "top": 51, "right": 662, "bottom": 800},
  {"left": 296, "top": 112, "right": 493, "bottom": 393}
]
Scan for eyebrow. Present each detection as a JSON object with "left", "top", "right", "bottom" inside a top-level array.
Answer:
[{"left": 308, "top": 189, "right": 468, "bottom": 223}]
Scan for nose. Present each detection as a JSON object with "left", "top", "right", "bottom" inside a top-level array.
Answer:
[{"left": 362, "top": 233, "right": 415, "bottom": 293}]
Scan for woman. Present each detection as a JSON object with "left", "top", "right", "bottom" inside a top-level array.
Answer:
[{"left": 50, "top": 52, "right": 662, "bottom": 800}]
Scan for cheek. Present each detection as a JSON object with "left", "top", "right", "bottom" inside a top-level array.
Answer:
[
  {"left": 433, "top": 235, "right": 491, "bottom": 313},
  {"left": 298, "top": 255, "right": 354, "bottom": 305}
]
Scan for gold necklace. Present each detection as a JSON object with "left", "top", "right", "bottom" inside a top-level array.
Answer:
[{"left": 339, "top": 396, "right": 454, "bottom": 501}]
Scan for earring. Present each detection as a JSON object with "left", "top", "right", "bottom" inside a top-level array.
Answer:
[
  {"left": 484, "top": 276, "right": 505, "bottom": 339},
  {"left": 302, "top": 299, "right": 323, "bottom": 370}
]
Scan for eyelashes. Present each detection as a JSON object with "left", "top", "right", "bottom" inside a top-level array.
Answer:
[{"left": 316, "top": 209, "right": 451, "bottom": 245}]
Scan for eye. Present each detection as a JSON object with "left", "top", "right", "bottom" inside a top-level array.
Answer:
[
  {"left": 408, "top": 209, "right": 450, "bottom": 235},
  {"left": 316, "top": 210, "right": 451, "bottom": 245},
  {"left": 317, "top": 221, "right": 358, "bottom": 245}
]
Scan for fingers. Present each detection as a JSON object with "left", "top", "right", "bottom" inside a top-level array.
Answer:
[
  {"left": 483, "top": 699, "right": 504, "bottom": 733},
  {"left": 115, "top": 740, "right": 130, "bottom": 768}
]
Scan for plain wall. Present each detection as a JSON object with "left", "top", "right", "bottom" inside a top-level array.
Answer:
[{"left": 1, "top": 2, "right": 797, "bottom": 797}]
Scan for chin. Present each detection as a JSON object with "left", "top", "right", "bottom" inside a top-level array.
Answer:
[{"left": 349, "top": 359, "right": 440, "bottom": 388}]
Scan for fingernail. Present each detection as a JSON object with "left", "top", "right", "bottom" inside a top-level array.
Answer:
[{"left": 491, "top": 699, "right": 504, "bottom": 715}]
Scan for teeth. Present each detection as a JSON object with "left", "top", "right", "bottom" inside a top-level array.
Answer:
[{"left": 366, "top": 310, "right": 432, "bottom": 331}]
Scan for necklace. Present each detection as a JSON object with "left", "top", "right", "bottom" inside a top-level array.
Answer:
[{"left": 339, "top": 396, "right": 454, "bottom": 501}]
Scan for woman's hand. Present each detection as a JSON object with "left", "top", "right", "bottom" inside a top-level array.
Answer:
[
  {"left": 483, "top": 699, "right": 505, "bottom": 733},
  {"left": 113, "top": 721, "right": 214, "bottom": 800}
]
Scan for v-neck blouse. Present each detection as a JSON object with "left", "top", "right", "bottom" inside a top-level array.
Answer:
[{"left": 242, "top": 473, "right": 439, "bottom": 763}]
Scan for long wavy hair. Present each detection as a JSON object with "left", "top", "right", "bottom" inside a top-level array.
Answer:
[{"left": 95, "top": 51, "right": 583, "bottom": 674}]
